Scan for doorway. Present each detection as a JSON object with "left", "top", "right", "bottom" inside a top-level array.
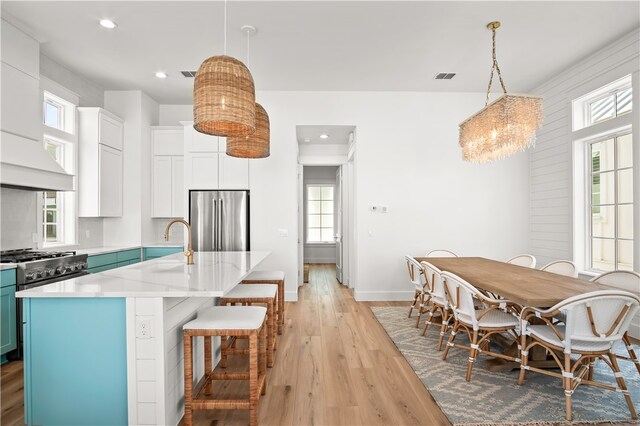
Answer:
[{"left": 296, "top": 125, "right": 356, "bottom": 291}]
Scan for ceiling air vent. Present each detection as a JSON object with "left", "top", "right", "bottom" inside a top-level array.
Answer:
[
  {"left": 181, "top": 71, "right": 197, "bottom": 78},
  {"left": 434, "top": 72, "right": 456, "bottom": 80}
]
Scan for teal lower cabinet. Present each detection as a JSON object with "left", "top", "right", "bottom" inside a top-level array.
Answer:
[
  {"left": 0, "top": 269, "right": 17, "bottom": 364},
  {"left": 143, "top": 246, "right": 183, "bottom": 261},
  {"left": 23, "top": 297, "right": 128, "bottom": 425},
  {"left": 87, "top": 248, "right": 141, "bottom": 274}
]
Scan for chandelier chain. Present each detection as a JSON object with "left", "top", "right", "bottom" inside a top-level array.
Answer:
[
  {"left": 223, "top": 0, "right": 227, "bottom": 55},
  {"left": 485, "top": 27, "right": 508, "bottom": 106}
]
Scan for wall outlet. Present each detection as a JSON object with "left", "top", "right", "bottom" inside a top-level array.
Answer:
[
  {"left": 136, "top": 318, "right": 153, "bottom": 339},
  {"left": 278, "top": 229, "right": 289, "bottom": 237},
  {"left": 381, "top": 206, "right": 388, "bottom": 213},
  {"left": 370, "top": 206, "right": 378, "bottom": 212},
  {"left": 85, "top": 229, "right": 91, "bottom": 239}
]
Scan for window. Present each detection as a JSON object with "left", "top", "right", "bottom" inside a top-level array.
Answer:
[
  {"left": 42, "top": 140, "right": 66, "bottom": 244},
  {"left": 573, "top": 75, "right": 634, "bottom": 273},
  {"left": 41, "top": 89, "right": 77, "bottom": 247},
  {"left": 573, "top": 75, "right": 632, "bottom": 131},
  {"left": 589, "top": 133, "right": 633, "bottom": 271},
  {"left": 307, "top": 185, "right": 334, "bottom": 243}
]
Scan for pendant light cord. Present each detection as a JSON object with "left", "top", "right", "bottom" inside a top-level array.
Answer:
[
  {"left": 485, "top": 26, "right": 508, "bottom": 106},
  {"left": 246, "top": 28, "right": 251, "bottom": 67},
  {"left": 223, "top": 0, "right": 228, "bottom": 55}
]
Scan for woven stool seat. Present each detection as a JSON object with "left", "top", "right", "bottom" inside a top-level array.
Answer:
[
  {"left": 243, "top": 270, "right": 285, "bottom": 281},
  {"left": 226, "top": 284, "right": 277, "bottom": 299},
  {"left": 184, "top": 306, "right": 266, "bottom": 331}
]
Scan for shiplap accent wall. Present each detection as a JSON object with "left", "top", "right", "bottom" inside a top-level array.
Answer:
[{"left": 529, "top": 29, "right": 640, "bottom": 269}]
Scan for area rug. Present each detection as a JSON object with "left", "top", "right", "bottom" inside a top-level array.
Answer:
[{"left": 371, "top": 306, "right": 640, "bottom": 425}]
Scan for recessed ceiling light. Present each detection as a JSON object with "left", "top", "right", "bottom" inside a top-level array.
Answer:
[
  {"left": 319, "top": 134, "right": 329, "bottom": 139},
  {"left": 304, "top": 138, "right": 311, "bottom": 142},
  {"left": 99, "top": 19, "right": 117, "bottom": 29},
  {"left": 155, "top": 72, "right": 168, "bottom": 79}
]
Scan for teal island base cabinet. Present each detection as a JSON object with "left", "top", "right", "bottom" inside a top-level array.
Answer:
[
  {"left": 87, "top": 248, "right": 142, "bottom": 273},
  {"left": 23, "top": 298, "right": 128, "bottom": 425},
  {"left": 0, "top": 269, "right": 17, "bottom": 365},
  {"left": 143, "top": 246, "right": 184, "bottom": 261}
]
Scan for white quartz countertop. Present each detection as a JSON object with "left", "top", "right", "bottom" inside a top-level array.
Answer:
[
  {"left": 0, "top": 264, "right": 17, "bottom": 270},
  {"left": 16, "top": 251, "right": 270, "bottom": 298}
]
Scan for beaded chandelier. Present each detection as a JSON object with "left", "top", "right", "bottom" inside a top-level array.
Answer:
[{"left": 459, "top": 21, "right": 543, "bottom": 163}]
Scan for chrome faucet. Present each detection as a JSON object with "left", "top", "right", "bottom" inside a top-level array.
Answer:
[{"left": 165, "top": 219, "right": 194, "bottom": 265}]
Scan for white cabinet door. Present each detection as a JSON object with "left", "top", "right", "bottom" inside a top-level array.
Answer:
[
  {"left": 191, "top": 131, "right": 219, "bottom": 152},
  {"left": 0, "top": 63, "right": 40, "bottom": 141},
  {"left": 219, "top": 154, "right": 249, "bottom": 189},
  {"left": 99, "top": 144, "right": 123, "bottom": 217},
  {"left": 171, "top": 156, "right": 184, "bottom": 217},
  {"left": 99, "top": 113, "right": 124, "bottom": 150},
  {"left": 190, "top": 153, "right": 219, "bottom": 189},
  {"left": 152, "top": 156, "right": 173, "bottom": 217}
]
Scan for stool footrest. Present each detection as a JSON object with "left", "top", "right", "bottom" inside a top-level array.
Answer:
[
  {"left": 211, "top": 371, "right": 250, "bottom": 380},
  {"left": 226, "top": 348, "right": 251, "bottom": 355},
  {"left": 192, "top": 399, "right": 251, "bottom": 410}
]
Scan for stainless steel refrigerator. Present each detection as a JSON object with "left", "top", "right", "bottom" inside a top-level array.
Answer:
[{"left": 189, "top": 190, "right": 250, "bottom": 251}]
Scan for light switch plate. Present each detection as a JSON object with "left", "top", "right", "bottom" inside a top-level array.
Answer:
[{"left": 278, "top": 229, "right": 289, "bottom": 237}]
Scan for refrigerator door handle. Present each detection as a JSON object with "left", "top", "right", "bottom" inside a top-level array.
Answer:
[
  {"left": 213, "top": 199, "right": 218, "bottom": 251},
  {"left": 218, "top": 199, "right": 223, "bottom": 250}
]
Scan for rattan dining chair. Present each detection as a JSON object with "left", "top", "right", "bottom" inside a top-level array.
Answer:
[
  {"left": 425, "top": 249, "right": 459, "bottom": 257},
  {"left": 405, "top": 255, "right": 430, "bottom": 327},
  {"left": 420, "top": 261, "right": 451, "bottom": 350},
  {"left": 507, "top": 254, "right": 537, "bottom": 268},
  {"left": 518, "top": 290, "right": 639, "bottom": 421},
  {"left": 591, "top": 270, "right": 640, "bottom": 376},
  {"left": 540, "top": 260, "right": 578, "bottom": 278},
  {"left": 440, "top": 271, "right": 520, "bottom": 381}
]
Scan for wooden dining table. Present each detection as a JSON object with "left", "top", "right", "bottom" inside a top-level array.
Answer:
[{"left": 413, "top": 256, "right": 613, "bottom": 371}]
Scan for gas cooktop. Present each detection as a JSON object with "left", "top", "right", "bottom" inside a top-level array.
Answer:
[{"left": 0, "top": 248, "right": 76, "bottom": 263}]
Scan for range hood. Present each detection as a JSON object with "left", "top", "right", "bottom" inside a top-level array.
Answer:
[{"left": 1, "top": 131, "right": 75, "bottom": 191}]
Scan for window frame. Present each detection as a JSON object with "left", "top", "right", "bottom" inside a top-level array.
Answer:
[
  {"left": 585, "top": 130, "right": 634, "bottom": 272},
  {"left": 39, "top": 85, "right": 78, "bottom": 248},
  {"left": 305, "top": 184, "right": 336, "bottom": 244}
]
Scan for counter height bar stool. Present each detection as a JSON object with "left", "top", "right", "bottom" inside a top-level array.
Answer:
[
  {"left": 221, "top": 284, "right": 278, "bottom": 367},
  {"left": 183, "top": 306, "right": 267, "bottom": 426},
  {"left": 242, "top": 270, "right": 285, "bottom": 335}
]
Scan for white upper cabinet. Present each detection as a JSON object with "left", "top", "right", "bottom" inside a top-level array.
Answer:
[
  {"left": 1, "top": 19, "right": 40, "bottom": 141},
  {"left": 151, "top": 127, "right": 184, "bottom": 218},
  {"left": 98, "top": 145, "right": 123, "bottom": 217},
  {"left": 182, "top": 123, "right": 249, "bottom": 191},
  {"left": 78, "top": 107, "right": 125, "bottom": 217}
]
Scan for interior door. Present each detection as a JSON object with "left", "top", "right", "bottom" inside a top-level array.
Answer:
[{"left": 335, "top": 167, "right": 343, "bottom": 283}]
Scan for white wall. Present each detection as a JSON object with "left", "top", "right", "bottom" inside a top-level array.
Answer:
[
  {"left": 528, "top": 29, "right": 639, "bottom": 271},
  {"left": 160, "top": 89, "right": 530, "bottom": 301},
  {"left": 303, "top": 166, "right": 338, "bottom": 263}
]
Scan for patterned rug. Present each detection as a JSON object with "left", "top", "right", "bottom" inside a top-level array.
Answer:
[{"left": 371, "top": 306, "right": 640, "bottom": 425}]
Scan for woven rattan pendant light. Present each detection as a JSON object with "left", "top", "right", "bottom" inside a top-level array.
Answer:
[
  {"left": 193, "top": 0, "right": 256, "bottom": 137},
  {"left": 459, "top": 21, "right": 543, "bottom": 163},
  {"left": 227, "top": 25, "right": 270, "bottom": 158}
]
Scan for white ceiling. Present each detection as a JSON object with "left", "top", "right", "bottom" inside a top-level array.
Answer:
[
  {"left": 297, "top": 125, "right": 355, "bottom": 145},
  {"left": 2, "top": 1, "right": 638, "bottom": 104}
]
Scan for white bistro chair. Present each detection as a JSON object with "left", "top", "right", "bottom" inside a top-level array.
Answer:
[
  {"left": 518, "top": 290, "right": 639, "bottom": 421},
  {"left": 507, "top": 254, "right": 537, "bottom": 268},
  {"left": 540, "top": 260, "right": 578, "bottom": 278},
  {"left": 440, "top": 271, "right": 520, "bottom": 382},
  {"left": 425, "top": 249, "right": 459, "bottom": 257},
  {"left": 591, "top": 270, "right": 640, "bottom": 376},
  {"left": 405, "top": 255, "right": 430, "bottom": 327},
  {"left": 420, "top": 261, "right": 451, "bottom": 350}
]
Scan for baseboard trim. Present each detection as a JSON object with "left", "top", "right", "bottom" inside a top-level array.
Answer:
[
  {"left": 353, "top": 290, "right": 414, "bottom": 302},
  {"left": 304, "top": 259, "right": 336, "bottom": 264}
]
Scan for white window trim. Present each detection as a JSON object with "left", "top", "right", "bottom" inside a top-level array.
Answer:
[
  {"left": 583, "top": 129, "right": 633, "bottom": 273},
  {"left": 305, "top": 183, "right": 336, "bottom": 244},
  {"left": 38, "top": 83, "right": 79, "bottom": 248}
]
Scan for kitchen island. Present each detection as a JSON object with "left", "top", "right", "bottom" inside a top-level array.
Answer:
[{"left": 16, "top": 251, "right": 270, "bottom": 426}]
